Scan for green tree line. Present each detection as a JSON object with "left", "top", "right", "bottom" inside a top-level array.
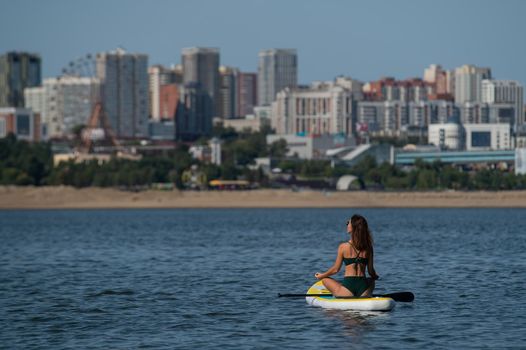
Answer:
[
  {"left": 2, "top": 132, "right": 526, "bottom": 190},
  {"left": 348, "top": 156, "right": 526, "bottom": 191}
]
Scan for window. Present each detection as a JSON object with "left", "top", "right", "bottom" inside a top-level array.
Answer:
[
  {"left": 16, "top": 114, "right": 31, "bottom": 136},
  {"left": 471, "top": 131, "right": 491, "bottom": 147}
]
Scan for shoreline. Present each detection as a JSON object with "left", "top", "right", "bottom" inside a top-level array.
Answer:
[{"left": 1, "top": 186, "right": 526, "bottom": 209}]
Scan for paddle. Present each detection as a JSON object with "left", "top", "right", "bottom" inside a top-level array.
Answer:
[{"left": 278, "top": 291, "right": 414, "bottom": 303}]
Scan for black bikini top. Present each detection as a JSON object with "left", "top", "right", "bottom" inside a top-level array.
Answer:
[{"left": 343, "top": 242, "right": 368, "bottom": 266}]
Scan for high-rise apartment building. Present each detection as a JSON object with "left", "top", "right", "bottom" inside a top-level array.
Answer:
[
  {"left": 364, "top": 78, "right": 429, "bottom": 102},
  {"left": 25, "top": 77, "right": 100, "bottom": 138},
  {"left": 482, "top": 79, "right": 524, "bottom": 131},
  {"left": 0, "top": 52, "right": 41, "bottom": 107},
  {"left": 182, "top": 47, "right": 220, "bottom": 116},
  {"left": 272, "top": 82, "right": 355, "bottom": 136},
  {"left": 96, "top": 48, "right": 149, "bottom": 138},
  {"left": 43, "top": 77, "right": 100, "bottom": 138},
  {"left": 148, "top": 64, "right": 182, "bottom": 120},
  {"left": 454, "top": 64, "right": 491, "bottom": 103},
  {"left": 237, "top": 72, "right": 257, "bottom": 117},
  {"left": 423, "top": 64, "right": 442, "bottom": 84},
  {"left": 258, "top": 49, "right": 297, "bottom": 106},
  {"left": 357, "top": 100, "right": 457, "bottom": 134},
  {"left": 423, "top": 64, "right": 454, "bottom": 99},
  {"left": 218, "top": 66, "right": 238, "bottom": 119}
]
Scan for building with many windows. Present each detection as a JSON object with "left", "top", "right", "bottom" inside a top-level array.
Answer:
[
  {"left": 481, "top": 79, "right": 524, "bottom": 131},
  {"left": 218, "top": 66, "right": 238, "bottom": 119},
  {"left": 454, "top": 64, "right": 491, "bottom": 103},
  {"left": 182, "top": 47, "right": 220, "bottom": 117},
  {"left": 237, "top": 72, "right": 257, "bottom": 117},
  {"left": 34, "top": 76, "right": 100, "bottom": 138},
  {"left": 0, "top": 52, "right": 41, "bottom": 107},
  {"left": 271, "top": 82, "right": 358, "bottom": 136},
  {"left": 423, "top": 64, "right": 454, "bottom": 100},
  {"left": 96, "top": 48, "right": 149, "bottom": 138},
  {"left": 258, "top": 49, "right": 297, "bottom": 106},
  {"left": 364, "top": 77, "right": 430, "bottom": 102},
  {"left": 357, "top": 100, "right": 457, "bottom": 135}
]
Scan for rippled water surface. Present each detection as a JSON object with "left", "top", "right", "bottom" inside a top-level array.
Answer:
[{"left": 1, "top": 208, "right": 525, "bottom": 349}]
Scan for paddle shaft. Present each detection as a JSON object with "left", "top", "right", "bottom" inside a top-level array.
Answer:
[{"left": 278, "top": 291, "right": 414, "bottom": 302}]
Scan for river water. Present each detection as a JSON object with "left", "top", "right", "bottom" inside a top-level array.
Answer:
[{"left": 1, "top": 208, "right": 525, "bottom": 349}]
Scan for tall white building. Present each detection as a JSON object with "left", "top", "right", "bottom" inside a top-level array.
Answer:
[
  {"left": 481, "top": 79, "right": 524, "bottom": 131},
  {"left": 258, "top": 49, "right": 297, "bottom": 106},
  {"left": 454, "top": 64, "right": 491, "bottom": 103},
  {"left": 96, "top": 48, "right": 149, "bottom": 138},
  {"left": 25, "top": 76, "right": 99, "bottom": 138},
  {"left": 271, "top": 82, "right": 355, "bottom": 136}
]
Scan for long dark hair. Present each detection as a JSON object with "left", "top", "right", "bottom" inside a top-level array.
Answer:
[{"left": 350, "top": 214, "right": 374, "bottom": 253}]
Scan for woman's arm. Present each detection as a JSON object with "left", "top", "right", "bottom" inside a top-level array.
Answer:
[
  {"left": 367, "top": 247, "right": 379, "bottom": 280},
  {"left": 315, "top": 244, "right": 345, "bottom": 279}
]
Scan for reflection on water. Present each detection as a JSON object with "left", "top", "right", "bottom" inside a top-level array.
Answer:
[{"left": 325, "top": 309, "right": 380, "bottom": 337}]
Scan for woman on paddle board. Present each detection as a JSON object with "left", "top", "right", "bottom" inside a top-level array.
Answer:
[{"left": 314, "top": 214, "right": 379, "bottom": 297}]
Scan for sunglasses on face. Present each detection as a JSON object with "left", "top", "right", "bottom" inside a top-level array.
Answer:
[{"left": 346, "top": 220, "right": 351, "bottom": 225}]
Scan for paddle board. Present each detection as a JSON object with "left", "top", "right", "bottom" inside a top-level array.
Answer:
[{"left": 305, "top": 280, "right": 396, "bottom": 311}]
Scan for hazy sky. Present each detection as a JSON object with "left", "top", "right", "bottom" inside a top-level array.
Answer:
[{"left": 1, "top": 0, "right": 525, "bottom": 86}]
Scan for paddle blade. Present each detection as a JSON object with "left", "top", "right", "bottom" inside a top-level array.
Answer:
[{"left": 378, "top": 292, "right": 414, "bottom": 302}]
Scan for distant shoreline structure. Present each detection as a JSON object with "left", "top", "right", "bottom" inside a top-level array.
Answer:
[{"left": 1, "top": 186, "right": 526, "bottom": 209}]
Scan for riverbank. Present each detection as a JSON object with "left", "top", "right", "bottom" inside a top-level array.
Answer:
[{"left": 1, "top": 186, "right": 526, "bottom": 208}]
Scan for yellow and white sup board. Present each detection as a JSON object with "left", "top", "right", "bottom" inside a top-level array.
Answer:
[{"left": 306, "top": 281, "right": 395, "bottom": 311}]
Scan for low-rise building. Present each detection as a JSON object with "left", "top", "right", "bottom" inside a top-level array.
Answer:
[
  {"left": 428, "top": 122, "right": 511, "bottom": 151},
  {"left": 149, "top": 120, "right": 175, "bottom": 140},
  {"left": 267, "top": 133, "right": 355, "bottom": 159},
  {"left": 428, "top": 122, "right": 464, "bottom": 150},
  {"left": 188, "top": 137, "right": 221, "bottom": 165},
  {"left": 218, "top": 115, "right": 270, "bottom": 133},
  {"left": 0, "top": 107, "right": 41, "bottom": 142},
  {"left": 464, "top": 123, "right": 510, "bottom": 151}
]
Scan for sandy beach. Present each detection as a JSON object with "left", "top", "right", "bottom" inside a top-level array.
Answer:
[{"left": 1, "top": 186, "right": 525, "bottom": 209}]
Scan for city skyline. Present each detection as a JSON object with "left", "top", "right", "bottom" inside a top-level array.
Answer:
[{"left": 1, "top": 0, "right": 525, "bottom": 89}]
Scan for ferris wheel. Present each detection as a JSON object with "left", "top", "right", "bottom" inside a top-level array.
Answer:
[
  {"left": 59, "top": 53, "right": 121, "bottom": 153},
  {"left": 61, "top": 53, "right": 96, "bottom": 78}
]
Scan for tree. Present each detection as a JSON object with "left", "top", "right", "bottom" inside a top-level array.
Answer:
[{"left": 269, "top": 139, "right": 288, "bottom": 158}]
